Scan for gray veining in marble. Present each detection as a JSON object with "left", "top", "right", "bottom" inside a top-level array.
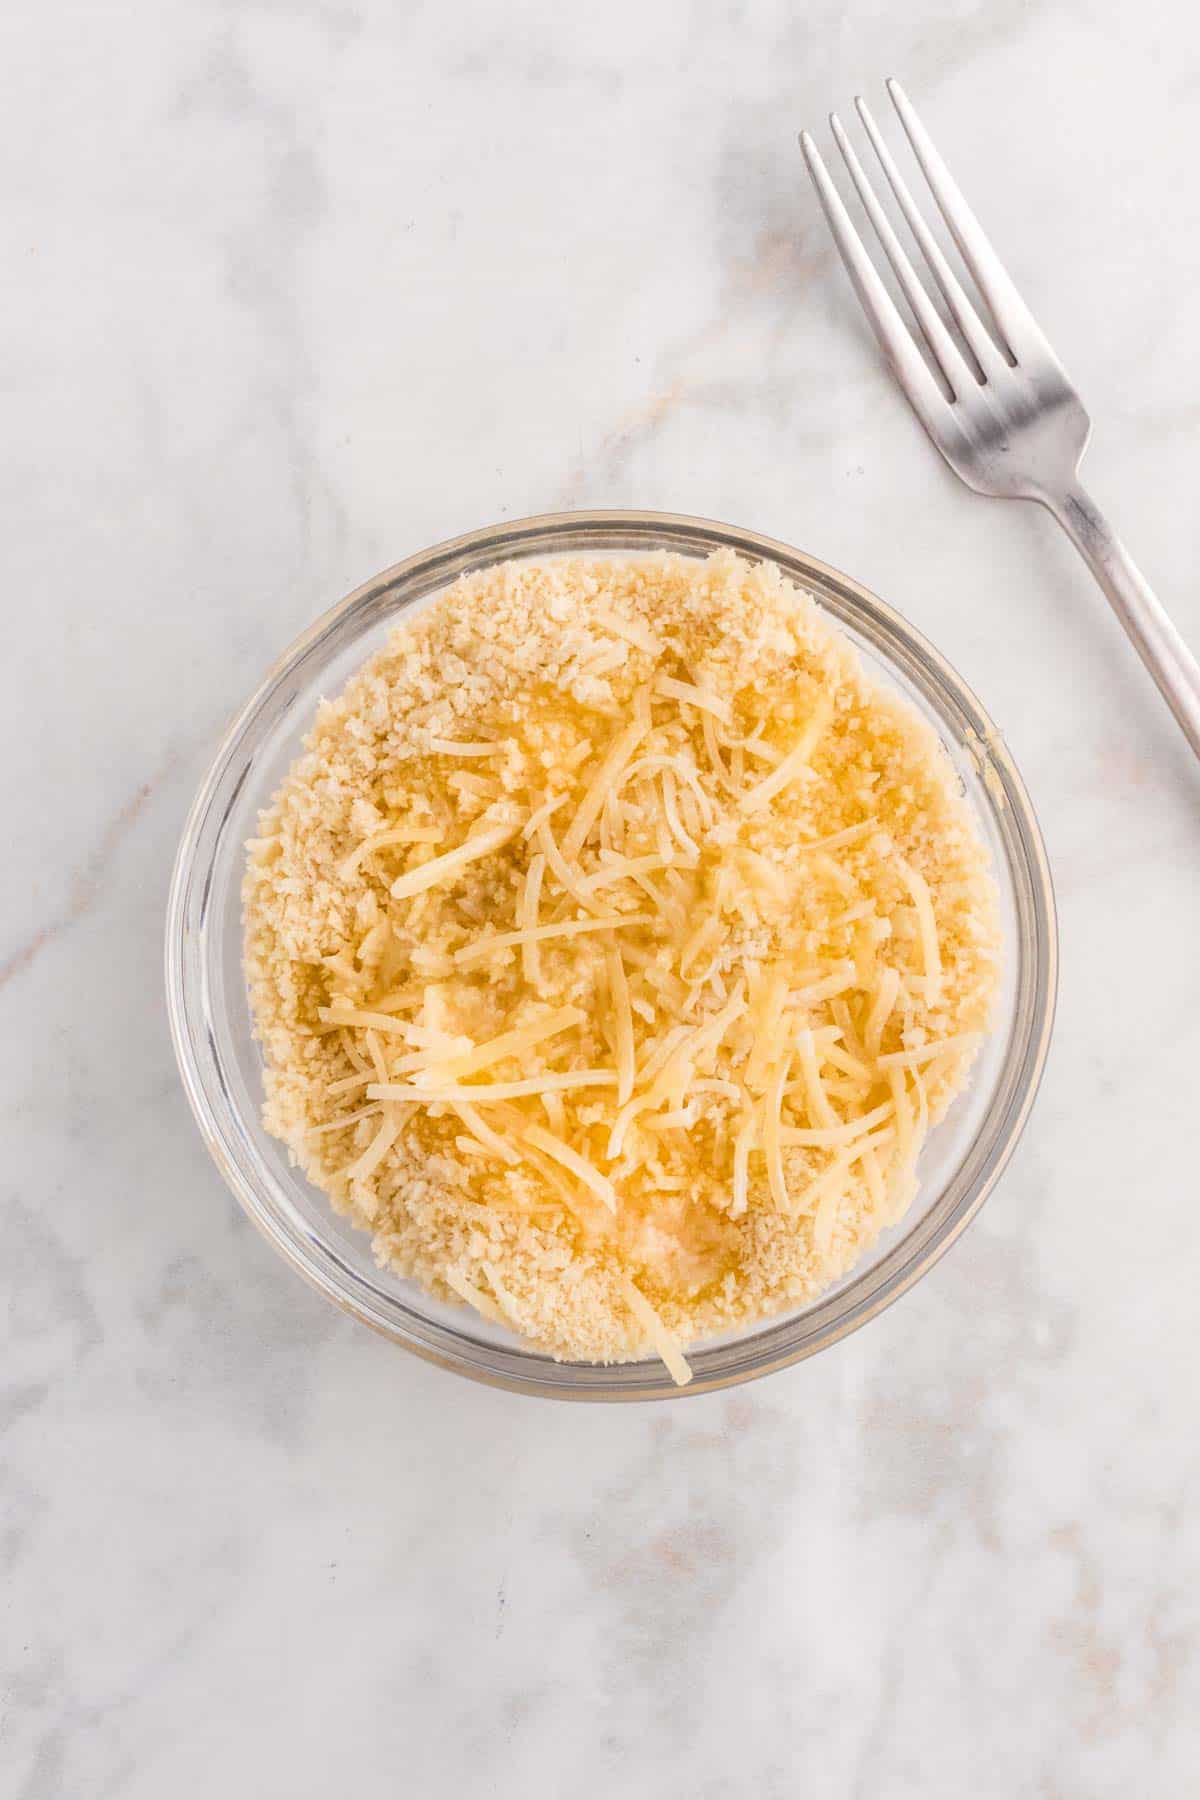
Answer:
[{"left": 3, "top": 1, "right": 1199, "bottom": 1794}]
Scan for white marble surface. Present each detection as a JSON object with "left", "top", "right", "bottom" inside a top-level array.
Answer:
[{"left": 5, "top": 1, "right": 1200, "bottom": 1793}]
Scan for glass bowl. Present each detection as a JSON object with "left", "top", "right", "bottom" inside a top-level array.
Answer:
[{"left": 165, "top": 510, "right": 1057, "bottom": 1400}]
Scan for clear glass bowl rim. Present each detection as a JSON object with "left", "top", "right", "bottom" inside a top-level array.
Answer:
[{"left": 165, "top": 508, "right": 1058, "bottom": 1402}]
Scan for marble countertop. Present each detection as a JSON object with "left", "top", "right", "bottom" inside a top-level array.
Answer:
[{"left": 6, "top": 2, "right": 1199, "bottom": 1793}]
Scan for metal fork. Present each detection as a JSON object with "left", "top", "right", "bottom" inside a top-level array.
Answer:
[{"left": 801, "top": 80, "right": 1200, "bottom": 759}]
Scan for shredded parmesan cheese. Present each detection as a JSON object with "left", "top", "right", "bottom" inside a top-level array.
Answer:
[
  {"left": 561, "top": 702, "right": 651, "bottom": 859},
  {"left": 876, "top": 1031, "right": 983, "bottom": 1070},
  {"left": 895, "top": 856, "right": 943, "bottom": 1005},
  {"left": 451, "top": 913, "right": 655, "bottom": 968},
  {"left": 428, "top": 737, "right": 501, "bottom": 757},
  {"left": 731, "top": 1106, "right": 759, "bottom": 1219},
  {"left": 444, "top": 1266, "right": 509, "bottom": 1325},
  {"left": 341, "top": 1107, "right": 407, "bottom": 1184},
  {"left": 245, "top": 548, "right": 1000, "bottom": 1377},
  {"left": 519, "top": 853, "right": 545, "bottom": 988},
  {"left": 739, "top": 693, "right": 832, "bottom": 814},
  {"left": 449, "top": 1101, "right": 521, "bottom": 1166},
  {"left": 389, "top": 821, "right": 520, "bottom": 901},
  {"left": 606, "top": 944, "right": 636, "bottom": 1106},
  {"left": 654, "top": 674, "right": 731, "bottom": 723},
  {"left": 621, "top": 1278, "right": 693, "bottom": 1387},
  {"left": 411, "top": 1006, "right": 583, "bottom": 1082},
  {"left": 338, "top": 823, "right": 446, "bottom": 880},
  {"left": 863, "top": 964, "right": 901, "bottom": 1059},
  {"left": 520, "top": 1123, "right": 619, "bottom": 1213},
  {"left": 367, "top": 1072, "right": 618, "bottom": 1103},
  {"left": 592, "top": 605, "right": 663, "bottom": 658},
  {"left": 763, "top": 1054, "right": 793, "bottom": 1214}
]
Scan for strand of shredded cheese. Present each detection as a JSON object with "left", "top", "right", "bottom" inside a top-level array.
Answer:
[
  {"left": 428, "top": 737, "right": 502, "bottom": 757},
  {"left": 654, "top": 674, "right": 731, "bottom": 722},
  {"left": 409, "top": 1006, "right": 584, "bottom": 1083},
  {"left": 340, "top": 1107, "right": 407, "bottom": 1184},
  {"left": 763, "top": 1053, "right": 793, "bottom": 1213},
  {"left": 390, "top": 820, "right": 521, "bottom": 901},
  {"left": 606, "top": 943, "right": 636, "bottom": 1106},
  {"left": 794, "top": 1025, "right": 839, "bottom": 1131},
  {"left": 450, "top": 1102, "right": 521, "bottom": 1165},
  {"left": 739, "top": 693, "right": 833, "bottom": 815},
  {"left": 731, "top": 1104, "right": 760, "bottom": 1218},
  {"left": 780, "top": 1099, "right": 894, "bottom": 1148},
  {"left": 621, "top": 1278, "right": 693, "bottom": 1386},
  {"left": 452, "top": 913, "right": 655, "bottom": 968},
  {"left": 895, "top": 856, "right": 942, "bottom": 1006},
  {"left": 534, "top": 812, "right": 613, "bottom": 916},
  {"left": 561, "top": 700, "right": 652, "bottom": 859},
  {"left": 592, "top": 606, "right": 663, "bottom": 657},
  {"left": 307, "top": 1102, "right": 382, "bottom": 1137},
  {"left": 520, "top": 853, "right": 545, "bottom": 988},
  {"left": 863, "top": 965, "right": 901, "bottom": 1059},
  {"left": 522, "top": 792, "right": 569, "bottom": 841},
  {"left": 367, "top": 1072, "right": 618, "bottom": 1103},
  {"left": 520, "top": 1123, "right": 619, "bottom": 1213},
  {"left": 877, "top": 1031, "right": 982, "bottom": 1070}
]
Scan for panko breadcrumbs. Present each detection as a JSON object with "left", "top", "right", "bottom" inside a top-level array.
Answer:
[{"left": 243, "top": 549, "right": 1000, "bottom": 1383}]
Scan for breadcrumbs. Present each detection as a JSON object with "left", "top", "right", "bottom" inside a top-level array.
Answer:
[{"left": 243, "top": 550, "right": 1000, "bottom": 1381}]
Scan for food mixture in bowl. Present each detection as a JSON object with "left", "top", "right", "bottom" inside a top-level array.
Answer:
[{"left": 243, "top": 550, "right": 1000, "bottom": 1384}]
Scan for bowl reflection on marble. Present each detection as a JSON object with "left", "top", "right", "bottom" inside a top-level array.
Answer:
[{"left": 165, "top": 511, "right": 1056, "bottom": 1400}]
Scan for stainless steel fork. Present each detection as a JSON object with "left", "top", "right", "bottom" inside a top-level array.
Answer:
[{"left": 801, "top": 80, "right": 1200, "bottom": 759}]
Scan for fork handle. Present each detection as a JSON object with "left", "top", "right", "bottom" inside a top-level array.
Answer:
[{"left": 1044, "top": 484, "right": 1200, "bottom": 760}]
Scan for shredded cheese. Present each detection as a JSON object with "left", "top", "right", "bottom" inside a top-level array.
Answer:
[
  {"left": 780, "top": 1099, "right": 894, "bottom": 1149},
  {"left": 319, "top": 1005, "right": 422, "bottom": 1035},
  {"left": 746, "top": 968, "right": 790, "bottom": 1091},
  {"left": 340, "top": 1107, "right": 407, "bottom": 1184},
  {"left": 763, "top": 1054, "right": 793, "bottom": 1213},
  {"left": 863, "top": 965, "right": 901, "bottom": 1059},
  {"left": 731, "top": 1105, "right": 759, "bottom": 1218},
  {"left": 877, "top": 1031, "right": 982, "bottom": 1070},
  {"left": 592, "top": 605, "right": 663, "bottom": 657},
  {"left": 522, "top": 792, "right": 569, "bottom": 841},
  {"left": 390, "top": 821, "right": 520, "bottom": 901},
  {"left": 452, "top": 913, "right": 655, "bottom": 968},
  {"left": 659, "top": 767, "right": 700, "bottom": 861},
  {"left": 654, "top": 674, "right": 731, "bottom": 722},
  {"left": 794, "top": 1026, "right": 839, "bottom": 1131},
  {"left": 338, "top": 823, "right": 446, "bottom": 879},
  {"left": 887, "top": 1066, "right": 916, "bottom": 1178},
  {"left": 307, "top": 1101, "right": 382, "bottom": 1137},
  {"left": 739, "top": 693, "right": 833, "bottom": 815},
  {"left": 534, "top": 811, "right": 611, "bottom": 915},
  {"left": 450, "top": 1102, "right": 521, "bottom": 1165},
  {"left": 895, "top": 856, "right": 942, "bottom": 1005},
  {"left": 246, "top": 547, "right": 1000, "bottom": 1375},
  {"left": 578, "top": 851, "right": 672, "bottom": 895},
  {"left": 520, "top": 1123, "right": 619, "bottom": 1213},
  {"left": 520, "top": 853, "right": 545, "bottom": 988},
  {"left": 621, "top": 1278, "right": 693, "bottom": 1387},
  {"left": 800, "top": 1127, "right": 894, "bottom": 1238},
  {"left": 428, "top": 737, "right": 501, "bottom": 757},
  {"left": 481, "top": 1261, "right": 523, "bottom": 1324},
  {"left": 444, "top": 1266, "right": 510, "bottom": 1325},
  {"left": 410, "top": 1006, "right": 584, "bottom": 1083},
  {"left": 606, "top": 944, "right": 636, "bottom": 1106},
  {"left": 561, "top": 701, "right": 651, "bottom": 859},
  {"left": 367, "top": 1072, "right": 618, "bottom": 1103}
]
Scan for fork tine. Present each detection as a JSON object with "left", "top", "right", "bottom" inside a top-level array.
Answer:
[
  {"left": 799, "top": 131, "right": 949, "bottom": 425},
  {"left": 886, "top": 78, "right": 1052, "bottom": 366},
  {"left": 853, "top": 96, "right": 1007, "bottom": 381},
  {"left": 828, "top": 110, "right": 976, "bottom": 401}
]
